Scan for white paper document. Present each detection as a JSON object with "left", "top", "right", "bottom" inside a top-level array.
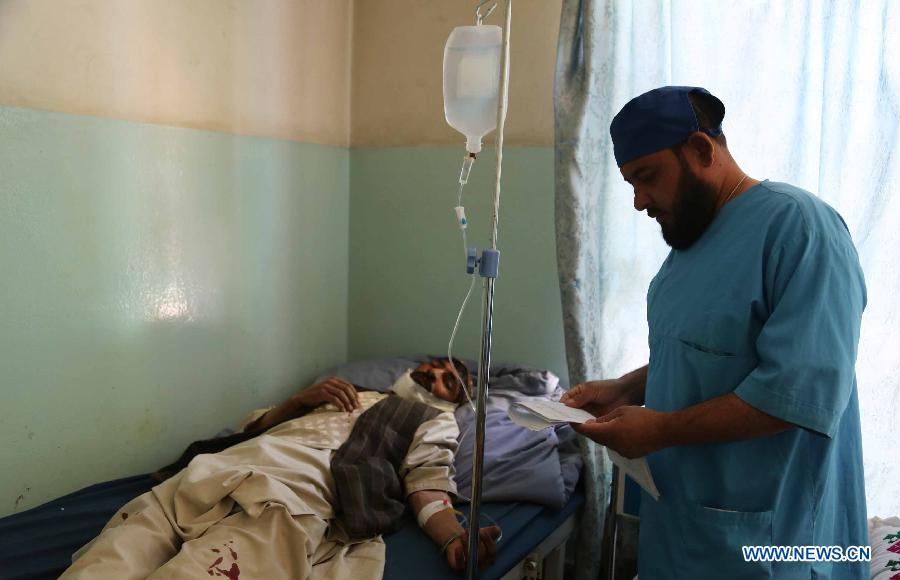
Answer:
[
  {"left": 509, "top": 399, "right": 596, "bottom": 426},
  {"left": 508, "top": 400, "right": 660, "bottom": 500},
  {"left": 605, "top": 448, "right": 660, "bottom": 500}
]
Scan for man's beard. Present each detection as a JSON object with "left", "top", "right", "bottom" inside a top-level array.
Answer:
[{"left": 660, "top": 159, "right": 719, "bottom": 250}]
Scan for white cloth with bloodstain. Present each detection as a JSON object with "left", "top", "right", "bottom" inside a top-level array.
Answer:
[{"left": 60, "top": 392, "right": 459, "bottom": 579}]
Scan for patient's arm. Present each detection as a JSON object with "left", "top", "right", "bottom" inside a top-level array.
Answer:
[
  {"left": 409, "top": 489, "right": 501, "bottom": 573},
  {"left": 153, "top": 378, "right": 360, "bottom": 482},
  {"left": 402, "top": 413, "right": 500, "bottom": 571},
  {"left": 244, "top": 377, "right": 360, "bottom": 432},
  {"left": 409, "top": 490, "right": 464, "bottom": 546}
]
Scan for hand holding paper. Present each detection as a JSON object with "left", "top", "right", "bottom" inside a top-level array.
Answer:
[
  {"left": 573, "top": 405, "right": 670, "bottom": 459},
  {"left": 508, "top": 400, "right": 660, "bottom": 500}
]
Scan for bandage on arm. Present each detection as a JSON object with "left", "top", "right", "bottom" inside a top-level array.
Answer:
[
  {"left": 409, "top": 490, "right": 464, "bottom": 548},
  {"left": 417, "top": 499, "right": 451, "bottom": 528}
]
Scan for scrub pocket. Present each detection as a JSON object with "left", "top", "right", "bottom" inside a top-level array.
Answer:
[
  {"left": 675, "top": 306, "right": 742, "bottom": 356},
  {"left": 674, "top": 336, "right": 752, "bottom": 402},
  {"left": 676, "top": 501, "right": 773, "bottom": 579}
]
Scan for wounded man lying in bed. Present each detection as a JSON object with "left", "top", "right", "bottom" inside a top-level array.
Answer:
[{"left": 61, "top": 357, "right": 501, "bottom": 579}]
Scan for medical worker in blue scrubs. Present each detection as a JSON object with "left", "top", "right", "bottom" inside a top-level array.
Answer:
[{"left": 561, "top": 86, "right": 867, "bottom": 579}]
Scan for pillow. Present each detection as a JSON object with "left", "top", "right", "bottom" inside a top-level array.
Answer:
[
  {"left": 869, "top": 516, "right": 900, "bottom": 580},
  {"left": 442, "top": 358, "right": 562, "bottom": 396},
  {"left": 485, "top": 366, "right": 560, "bottom": 396},
  {"left": 453, "top": 401, "right": 571, "bottom": 509},
  {"left": 313, "top": 356, "right": 430, "bottom": 392}
]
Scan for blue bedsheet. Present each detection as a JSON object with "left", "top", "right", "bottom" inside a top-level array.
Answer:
[{"left": 0, "top": 474, "right": 583, "bottom": 579}]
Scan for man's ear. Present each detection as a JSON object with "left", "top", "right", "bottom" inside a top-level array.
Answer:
[{"left": 686, "top": 132, "right": 716, "bottom": 167}]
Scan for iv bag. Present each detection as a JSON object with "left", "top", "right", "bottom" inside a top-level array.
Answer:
[{"left": 443, "top": 25, "right": 504, "bottom": 154}]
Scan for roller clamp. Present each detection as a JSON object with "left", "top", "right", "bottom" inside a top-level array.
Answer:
[{"left": 466, "top": 247, "right": 478, "bottom": 274}]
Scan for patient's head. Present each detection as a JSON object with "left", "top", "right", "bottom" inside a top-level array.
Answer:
[{"left": 410, "top": 357, "right": 473, "bottom": 405}]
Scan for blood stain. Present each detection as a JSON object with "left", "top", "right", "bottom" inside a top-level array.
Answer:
[{"left": 220, "top": 563, "right": 240, "bottom": 580}]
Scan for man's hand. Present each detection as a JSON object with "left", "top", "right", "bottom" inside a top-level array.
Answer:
[
  {"left": 245, "top": 377, "right": 361, "bottom": 432},
  {"left": 289, "top": 377, "right": 360, "bottom": 413},
  {"left": 445, "top": 526, "right": 502, "bottom": 573},
  {"left": 408, "top": 490, "right": 500, "bottom": 573},
  {"left": 561, "top": 378, "right": 639, "bottom": 418},
  {"left": 572, "top": 405, "right": 670, "bottom": 458}
]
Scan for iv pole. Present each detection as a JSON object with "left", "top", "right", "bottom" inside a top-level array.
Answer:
[{"left": 466, "top": 0, "right": 511, "bottom": 578}]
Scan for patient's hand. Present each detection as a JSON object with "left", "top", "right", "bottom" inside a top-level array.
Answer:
[
  {"left": 290, "top": 377, "right": 360, "bottom": 413},
  {"left": 246, "top": 377, "right": 361, "bottom": 432},
  {"left": 445, "top": 526, "right": 502, "bottom": 573}
]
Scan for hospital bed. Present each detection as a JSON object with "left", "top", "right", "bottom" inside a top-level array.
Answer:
[
  {"left": 0, "top": 474, "right": 583, "bottom": 580},
  {"left": 0, "top": 356, "right": 585, "bottom": 579}
]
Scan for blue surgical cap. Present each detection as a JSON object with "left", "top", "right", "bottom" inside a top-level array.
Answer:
[{"left": 609, "top": 86, "right": 725, "bottom": 167}]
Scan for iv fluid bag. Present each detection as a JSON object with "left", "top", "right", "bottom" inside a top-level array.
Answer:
[{"left": 443, "top": 25, "right": 504, "bottom": 154}]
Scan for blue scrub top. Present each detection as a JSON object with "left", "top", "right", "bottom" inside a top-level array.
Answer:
[{"left": 639, "top": 181, "right": 868, "bottom": 579}]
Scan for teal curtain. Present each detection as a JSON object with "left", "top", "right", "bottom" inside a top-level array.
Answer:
[{"left": 555, "top": 0, "right": 900, "bottom": 572}]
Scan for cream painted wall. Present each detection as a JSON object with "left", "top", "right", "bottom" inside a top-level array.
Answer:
[
  {"left": 0, "top": 0, "right": 352, "bottom": 145},
  {"left": 351, "top": 0, "right": 561, "bottom": 147},
  {"left": 0, "top": 0, "right": 560, "bottom": 147}
]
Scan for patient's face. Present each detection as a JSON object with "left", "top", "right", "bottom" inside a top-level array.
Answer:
[{"left": 410, "top": 359, "right": 470, "bottom": 404}]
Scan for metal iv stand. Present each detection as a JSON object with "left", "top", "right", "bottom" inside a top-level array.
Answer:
[{"left": 466, "top": 1, "right": 511, "bottom": 578}]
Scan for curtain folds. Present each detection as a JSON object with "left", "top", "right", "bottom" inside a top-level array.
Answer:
[{"left": 554, "top": 2, "right": 617, "bottom": 579}]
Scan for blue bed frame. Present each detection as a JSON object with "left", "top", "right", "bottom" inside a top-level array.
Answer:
[{"left": 0, "top": 474, "right": 583, "bottom": 579}]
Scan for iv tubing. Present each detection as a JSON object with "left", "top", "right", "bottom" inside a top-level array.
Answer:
[
  {"left": 449, "top": 154, "right": 477, "bottom": 412},
  {"left": 487, "top": 7, "right": 509, "bottom": 251},
  {"left": 448, "top": 274, "right": 477, "bottom": 413}
]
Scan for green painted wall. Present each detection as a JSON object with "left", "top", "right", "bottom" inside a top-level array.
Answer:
[
  {"left": 0, "top": 106, "right": 350, "bottom": 516},
  {"left": 348, "top": 146, "right": 568, "bottom": 384},
  {"left": 0, "top": 115, "right": 567, "bottom": 517}
]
